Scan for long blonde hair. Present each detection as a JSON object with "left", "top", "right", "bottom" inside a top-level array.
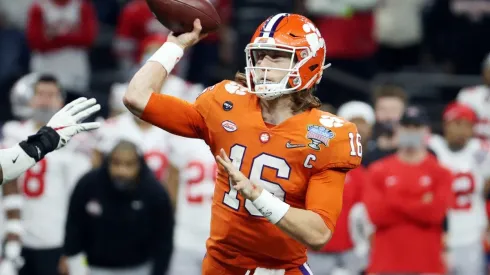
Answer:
[{"left": 234, "top": 72, "right": 321, "bottom": 113}]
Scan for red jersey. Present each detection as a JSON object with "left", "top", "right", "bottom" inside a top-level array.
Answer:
[
  {"left": 141, "top": 80, "right": 362, "bottom": 270},
  {"left": 364, "top": 154, "right": 453, "bottom": 274},
  {"left": 320, "top": 166, "right": 366, "bottom": 252},
  {"left": 115, "top": 0, "right": 169, "bottom": 61}
]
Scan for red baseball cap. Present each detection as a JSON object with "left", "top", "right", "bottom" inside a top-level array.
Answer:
[{"left": 442, "top": 102, "right": 477, "bottom": 123}]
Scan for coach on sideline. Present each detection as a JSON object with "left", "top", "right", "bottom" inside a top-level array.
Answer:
[{"left": 59, "top": 140, "right": 174, "bottom": 275}]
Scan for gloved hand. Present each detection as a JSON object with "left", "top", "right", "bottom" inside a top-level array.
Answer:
[{"left": 47, "top": 97, "right": 101, "bottom": 149}]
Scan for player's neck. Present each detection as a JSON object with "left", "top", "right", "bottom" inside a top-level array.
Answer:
[
  {"left": 397, "top": 148, "right": 428, "bottom": 164},
  {"left": 259, "top": 96, "right": 295, "bottom": 125}
]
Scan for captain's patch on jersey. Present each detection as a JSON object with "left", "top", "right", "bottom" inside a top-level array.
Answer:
[{"left": 306, "top": 125, "right": 335, "bottom": 150}]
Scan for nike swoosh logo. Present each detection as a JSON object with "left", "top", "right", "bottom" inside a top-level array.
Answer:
[
  {"left": 285, "top": 141, "right": 305, "bottom": 149},
  {"left": 12, "top": 155, "right": 19, "bottom": 163}
]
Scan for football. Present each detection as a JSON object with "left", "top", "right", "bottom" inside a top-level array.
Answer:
[{"left": 146, "top": 0, "right": 221, "bottom": 34}]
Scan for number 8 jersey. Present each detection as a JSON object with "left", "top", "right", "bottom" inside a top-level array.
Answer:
[
  {"left": 141, "top": 80, "right": 362, "bottom": 269},
  {"left": 1, "top": 119, "right": 92, "bottom": 249}
]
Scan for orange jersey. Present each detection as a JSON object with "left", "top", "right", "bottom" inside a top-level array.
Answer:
[{"left": 142, "top": 80, "right": 362, "bottom": 269}]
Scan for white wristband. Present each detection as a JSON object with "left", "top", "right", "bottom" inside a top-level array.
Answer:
[
  {"left": 252, "top": 189, "right": 290, "bottom": 224},
  {"left": 147, "top": 42, "right": 184, "bottom": 74},
  {"left": 0, "top": 144, "right": 36, "bottom": 184}
]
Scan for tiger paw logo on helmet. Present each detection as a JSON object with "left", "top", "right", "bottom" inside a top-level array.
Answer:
[{"left": 302, "top": 22, "right": 325, "bottom": 56}]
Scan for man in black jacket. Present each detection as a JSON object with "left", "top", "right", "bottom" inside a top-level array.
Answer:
[{"left": 60, "top": 140, "right": 174, "bottom": 275}]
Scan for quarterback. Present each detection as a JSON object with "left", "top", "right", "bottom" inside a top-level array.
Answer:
[
  {"left": 0, "top": 97, "right": 99, "bottom": 185},
  {"left": 124, "top": 14, "right": 362, "bottom": 274}
]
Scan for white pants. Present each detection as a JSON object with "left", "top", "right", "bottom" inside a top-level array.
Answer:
[
  {"left": 307, "top": 250, "right": 361, "bottom": 275},
  {"left": 168, "top": 247, "right": 205, "bottom": 275},
  {"left": 89, "top": 262, "right": 152, "bottom": 275},
  {"left": 448, "top": 241, "right": 485, "bottom": 275}
]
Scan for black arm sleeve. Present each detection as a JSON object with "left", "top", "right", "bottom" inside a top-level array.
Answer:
[
  {"left": 151, "top": 186, "right": 175, "bottom": 275},
  {"left": 63, "top": 174, "right": 89, "bottom": 256}
]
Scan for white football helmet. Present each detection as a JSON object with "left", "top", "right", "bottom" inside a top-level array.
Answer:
[{"left": 10, "top": 73, "right": 39, "bottom": 120}]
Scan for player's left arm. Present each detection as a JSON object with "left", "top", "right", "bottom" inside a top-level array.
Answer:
[
  {"left": 266, "top": 122, "right": 362, "bottom": 250},
  {"left": 274, "top": 169, "right": 347, "bottom": 250}
]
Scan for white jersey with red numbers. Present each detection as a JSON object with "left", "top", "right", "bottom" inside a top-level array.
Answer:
[
  {"left": 429, "top": 135, "right": 490, "bottom": 247},
  {"left": 96, "top": 112, "right": 171, "bottom": 181},
  {"left": 457, "top": 85, "right": 490, "bottom": 140},
  {"left": 96, "top": 75, "right": 204, "bottom": 180},
  {"left": 169, "top": 135, "right": 217, "bottom": 253},
  {"left": 1, "top": 120, "right": 91, "bottom": 249}
]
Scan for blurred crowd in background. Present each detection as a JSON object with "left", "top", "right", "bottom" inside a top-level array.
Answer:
[{"left": 0, "top": 0, "right": 490, "bottom": 274}]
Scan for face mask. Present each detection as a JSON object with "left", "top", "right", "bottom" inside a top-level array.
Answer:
[
  {"left": 33, "top": 108, "right": 58, "bottom": 124},
  {"left": 112, "top": 178, "right": 136, "bottom": 191},
  {"left": 398, "top": 132, "right": 425, "bottom": 148}
]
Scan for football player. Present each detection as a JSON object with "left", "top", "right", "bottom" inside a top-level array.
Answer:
[
  {"left": 124, "top": 14, "right": 362, "bottom": 274},
  {"left": 0, "top": 75, "right": 96, "bottom": 275},
  {"left": 456, "top": 52, "right": 490, "bottom": 140},
  {"left": 429, "top": 102, "right": 490, "bottom": 275}
]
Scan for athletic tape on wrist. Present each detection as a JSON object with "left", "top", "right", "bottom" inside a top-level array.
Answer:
[
  {"left": 252, "top": 189, "right": 290, "bottom": 224},
  {"left": 147, "top": 42, "right": 184, "bottom": 74}
]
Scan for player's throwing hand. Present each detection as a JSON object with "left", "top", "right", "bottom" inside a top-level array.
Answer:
[
  {"left": 216, "top": 148, "right": 263, "bottom": 201},
  {"left": 167, "top": 19, "right": 208, "bottom": 50}
]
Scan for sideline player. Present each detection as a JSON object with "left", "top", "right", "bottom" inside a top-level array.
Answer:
[
  {"left": 0, "top": 76, "right": 97, "bottom": 275},
  {"left": 429, "top": 102, "right": 490, "bottom": 275},
  {"left": 0, "top": 96, "right": 99, "bottom": 185},
  {"left": 124, "top": 13, "right": 362, "bottom": 274}
]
